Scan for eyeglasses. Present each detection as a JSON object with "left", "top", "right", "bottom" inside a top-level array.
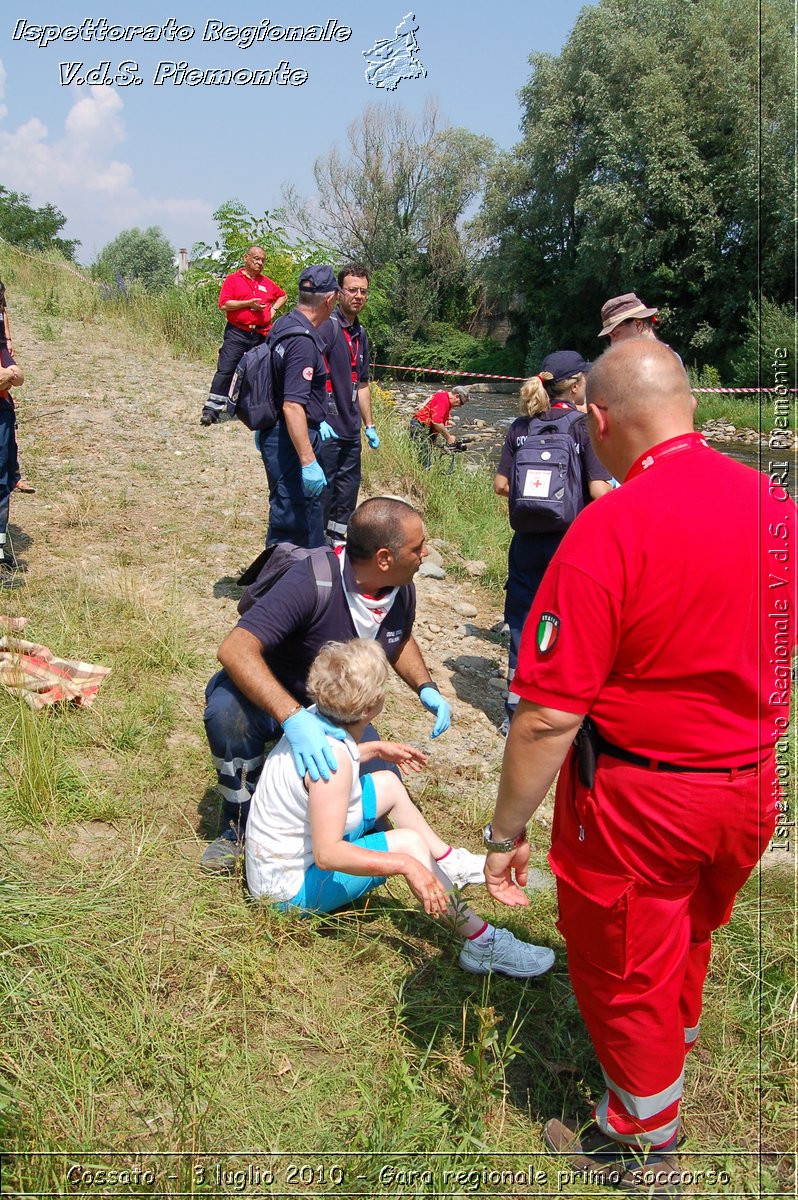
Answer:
[{"left": 343, "top": 286, "right": 368, "bottom": 296}]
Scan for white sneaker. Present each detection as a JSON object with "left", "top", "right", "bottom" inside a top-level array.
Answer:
[
  {"left": 441, "top": 846, "right": 487, "bottom": 887},
  {"left": 458, "top": 927, "right": 555, "bottom": 978}
]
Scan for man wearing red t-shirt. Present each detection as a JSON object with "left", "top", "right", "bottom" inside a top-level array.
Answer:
[
  {"left": 200, "top": 246, "right": 287, "bottom": 426},
  {"left": 409, "top": 386, "right": 468, "bottom": 468},
  {"left": 482, "top": 340, "right": 797, "bottom": 1190}
]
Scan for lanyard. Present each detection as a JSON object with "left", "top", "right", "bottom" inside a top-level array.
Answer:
[
  {"left": 625, "top": 432, "right": 710, "bottom": 482},
  {"left": 341, "top": 326, "right": 360, "bottom": 383}
]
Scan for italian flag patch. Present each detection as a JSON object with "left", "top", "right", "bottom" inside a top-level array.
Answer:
[{"left": 537, "top": 612, "right": 560, "bottom": 653}]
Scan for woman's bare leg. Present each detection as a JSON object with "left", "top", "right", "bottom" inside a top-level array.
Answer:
[{"left": 381, "top": 826, "right": 486, "bottom": 938}]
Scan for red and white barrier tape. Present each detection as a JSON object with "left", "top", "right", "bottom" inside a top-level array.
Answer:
[
  {"left": 372, "top": 362, "right": 526, "bottom": 381},
  {"left": 372, "top": 363, "right": 796, "bottom": 393}
]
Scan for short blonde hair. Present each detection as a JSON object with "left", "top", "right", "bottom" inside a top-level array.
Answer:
[{"left": 306, "top": 639, "right": 389, "bottom": 724}]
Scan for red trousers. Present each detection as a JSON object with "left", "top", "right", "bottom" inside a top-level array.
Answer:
[{"left": 549, "top": 748, "right": 777, "bottom": 1147}]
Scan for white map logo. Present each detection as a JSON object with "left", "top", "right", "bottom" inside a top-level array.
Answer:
[{"left": 362, "top": 11, "right": 426, "bottom": 91}]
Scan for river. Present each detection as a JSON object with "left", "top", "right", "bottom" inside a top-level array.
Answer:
[{"left": 385, "top": 384, "right": 772, "bottom": 473}]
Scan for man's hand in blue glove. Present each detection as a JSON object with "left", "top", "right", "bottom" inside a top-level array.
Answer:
[
  {"left": 301, "top": 459, "right": 327, "bottom": 497},
  {"left": 282, "top": 707, "right": 346, "bottom": 781},
  {"left": 419, "top": 685, "right": 451, "bottom": 739},
  {"left": 364, "top": 425, "right": 380, "bottom": 449},
  {"left": 319, "top": 421, "right": 338, "bottom": 442}
]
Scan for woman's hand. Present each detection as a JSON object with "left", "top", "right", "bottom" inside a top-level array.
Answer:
[
  {"left": 403, "top": 860, "right": 449, "bottom": 916},
  {"left": 359, "top": 740, "right": 427, "bottom": 774}
]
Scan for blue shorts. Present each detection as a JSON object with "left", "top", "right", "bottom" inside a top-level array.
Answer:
[{"left": 277, "top": 775, "right": 389, "bottom": 914}]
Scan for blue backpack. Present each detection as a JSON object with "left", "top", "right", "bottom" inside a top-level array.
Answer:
[{"left": 508, "top": 409, "right": 586, "bottom": 533}]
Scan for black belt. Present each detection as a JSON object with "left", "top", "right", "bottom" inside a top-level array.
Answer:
[{"left": 597, "top": 736, "right": 759, "bottom": 775}]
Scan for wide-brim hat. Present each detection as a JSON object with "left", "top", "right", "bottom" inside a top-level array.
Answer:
[{"left": 599, "top": 293, "right": 658, "bottom": 337}]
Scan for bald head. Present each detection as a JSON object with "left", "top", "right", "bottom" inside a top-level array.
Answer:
[{"left": 586, "top": 339, "right": 695, "bottom": 477}]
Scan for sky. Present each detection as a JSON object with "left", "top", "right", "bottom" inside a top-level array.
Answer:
[{"left": 0, "top": 2, "right": 595, "bottom": 263}]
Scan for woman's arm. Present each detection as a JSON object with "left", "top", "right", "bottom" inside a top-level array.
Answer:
[
  {"left": 357, "top": 741, "right": 427, "bottom": 774},
  {"left": 494, "top": 472, "right": 510, "bottom": 497},
  {"left": 0, "top": 363, "right": 22, "bottom": 390},
  {"left": 308, "top": 755, "right": 418, "bottom": 880}
]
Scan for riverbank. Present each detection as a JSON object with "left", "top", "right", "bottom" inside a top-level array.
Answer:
[{"left": 1, "top": 292, "right": 792, "bottom": 1195}]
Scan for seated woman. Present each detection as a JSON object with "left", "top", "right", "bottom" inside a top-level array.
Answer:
[{"left": 246, "top": 638, "right": 554, "bottom": 979}]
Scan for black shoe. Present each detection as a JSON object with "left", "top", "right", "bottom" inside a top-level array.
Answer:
[
  {"left": 200, "top": 411, "right": 218, "bottom": 427},
  {"left": 0, "top": 559, "right": 23, "bottom": 588}
]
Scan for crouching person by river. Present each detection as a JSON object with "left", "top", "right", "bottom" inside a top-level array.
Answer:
[{"left": 246, "top": 639, "right": 555, "bottom": 979}]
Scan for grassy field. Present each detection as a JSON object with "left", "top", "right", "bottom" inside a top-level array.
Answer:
[{"left": 0, "top": 243, "right": 795, "bottom": 1198}]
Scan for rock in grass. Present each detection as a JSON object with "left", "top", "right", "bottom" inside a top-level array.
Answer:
[
  {"left": 419, "top": 562, "right": 446, "bottom": 579},
  {"left": 453, "top": 601, "right": 478, "bottom": 617}
]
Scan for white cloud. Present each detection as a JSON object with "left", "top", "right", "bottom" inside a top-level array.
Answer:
[{"left": 0, "top": 61, "right": 212, "bottom": 256}]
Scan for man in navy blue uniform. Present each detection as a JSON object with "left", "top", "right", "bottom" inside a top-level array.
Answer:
[
  {"left": 317, "top": 265, "right": 379, "bottom": 545},
  {"left": 260, "top": 265, "right": 340, "bottom": 548},
  {"left": 201, "top": 498, "right": 457, "bottom": 872}
]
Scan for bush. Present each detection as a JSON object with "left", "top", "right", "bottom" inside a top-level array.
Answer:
[
  {"left": 93, "top": 227, "right": 176, "bottom": 294},
  {"left": 381, "top": 322, "right": 524, "bottom": 380}
]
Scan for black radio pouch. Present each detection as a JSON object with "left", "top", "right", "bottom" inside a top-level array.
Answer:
[{"left": 574, "top": 716, "right": 599, "bottom": 789}]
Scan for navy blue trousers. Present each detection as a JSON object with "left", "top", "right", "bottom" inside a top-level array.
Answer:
[
  {"left": 204, "top": 325, "right": 266, "bottom": 415},
  {"left": 0, "top": 400, "right": 19, "bottom": 553},
  {"left": 503, "top": 530, "right": 565, "bottom": 719},
  {"left": 318, "top": 437, "right": 362, "bottom": 540},
  {"left": 260, "top": 421, "right": 325, "bottom": 548}
]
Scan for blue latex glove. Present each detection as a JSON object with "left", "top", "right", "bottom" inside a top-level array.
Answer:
[
  {"left": 364, "top": 425, "right": 380, "bottom": 449},
  {"left": 282, "top": 707, "right": 346, "bottom": 782},
  {"left": 319, "top": 420, "right": 338, "bottom": 442},
  {"left": 301, "top": 459, "right": 327, "bottom": 498},
  {"left": 419, "top": 685, "right": 451, "bottom": 739}
]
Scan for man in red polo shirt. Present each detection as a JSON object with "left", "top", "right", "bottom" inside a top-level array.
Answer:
[
  {"left": 200, "top": 245, "right": 287, "bottom": 426},
  {"left": 409, "top": 386, "right": 468, "bottom": 468},
  {"left": 482, "top": 339, "right": 796, "bottom": 1190}
]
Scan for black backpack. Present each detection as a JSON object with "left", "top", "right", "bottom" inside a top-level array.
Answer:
[
  {"left": 227, "top": 320, "right": 340, "bottom": 432},
  {"left": 226, "top": 328, "right": 314, "bottom": 432},
  {"left": 237, "top": 543, "right": 336, "bottom": 619},
  {"left": 508, "top": 409, "right": 586, "bottom": 533}
]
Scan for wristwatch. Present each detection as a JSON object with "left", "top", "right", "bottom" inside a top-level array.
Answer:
[{"left": 482, "top": 823, "right": 528, "bottom": 853}]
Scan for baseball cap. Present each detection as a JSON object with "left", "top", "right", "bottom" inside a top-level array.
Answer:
[
  {"left": 598, "top": 293, "right": 658, "bottom": 337},
  {"left": 298, "top": 265, "right": 340, "bottom": 294},
  {"left": 540, "top": 350, "right": 591, "bottom": 383}
]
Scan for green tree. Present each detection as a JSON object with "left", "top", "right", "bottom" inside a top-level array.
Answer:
[
  {"left": 0, "top": 186, "right": 78, "bottom": 259},
  {"left": 93, "top": 226, "right": 176, "bottom": 293},
  {"left": 283, "top": 100, "right": 495, "bottom": 342},
  {"left": 477, "top": 0, "right": 791, "bottom": 372},
  {"left": 189, "top": 200, "right": 325, "bottom": 301}
]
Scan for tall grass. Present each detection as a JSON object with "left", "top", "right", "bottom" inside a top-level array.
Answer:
[
  {"left": 0, "top": 242, "right": 221, "bottom": 364},
  {"left": 361, "top": 388, "right": 512, "bottom": 597}
]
